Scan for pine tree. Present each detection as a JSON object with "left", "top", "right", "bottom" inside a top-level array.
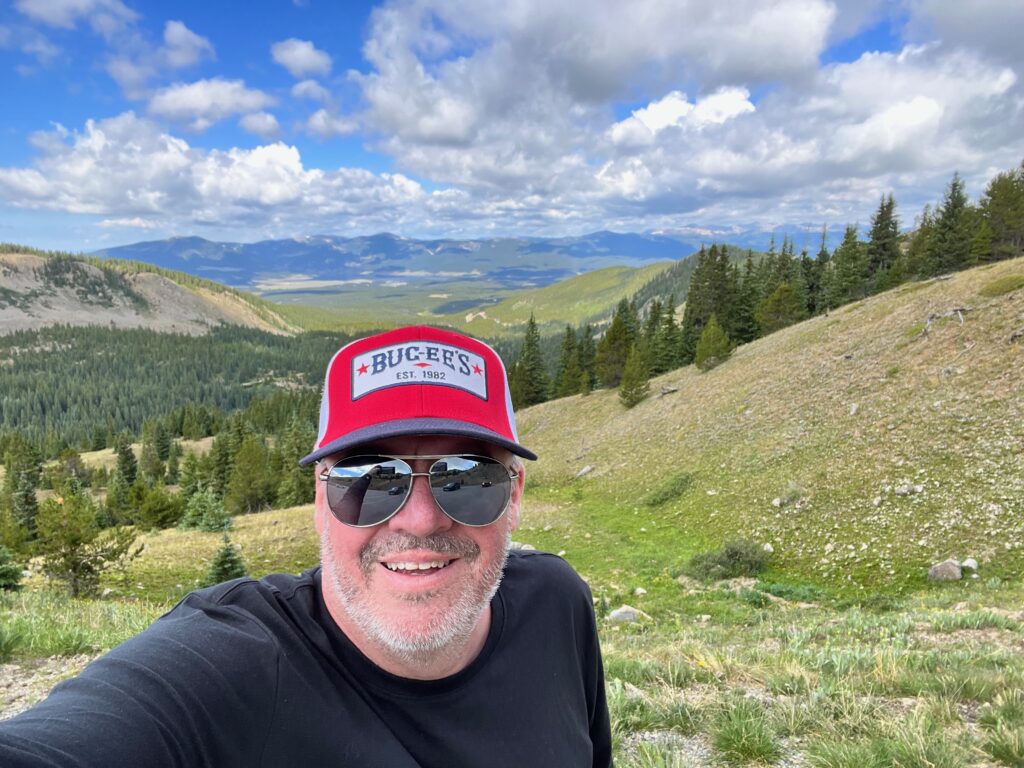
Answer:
[
  {"left": 979, "top": 162, "right": 1024, "bottom": 261},
  {"left": 731, "top": 256, "right": 760, "bottom": 344},
  {"left": 0, "top": 544, "right": 22, "bottom": 591},
  {"left": 136, "top": 486, "right": 183, "bottom": 531},
  {"left": 694, "top": 314, "right": 732, "bottom": 371},
  {"left": 969, "top": 219, "right": 994, "bottom": 265},
  {"left": 35, "top": 477, "right": 141, "bottom": 597},
  {"left": 204, "top": 534, "right": 247, "bottom": 587},
  {"left": 552, "top": 325, "right": 580, "bottom": 398},
  {"left": 928, "top": 172, "right": 975, "bottom": 274},
  {"left": 179, "top": 488, "right": 232, "bottom": 532},
  {"left": 225, "top": 435, "right": 275, "bottom": 515},
  {"left": 576, "top": 324, "right": 597, "bottom": 392},
  {"left": 618, "top": 345, "right": 650, "bottom": 408},
  {"left": 509, "top": 314, "right": 549, "bottom": 407},
  {"left": 867, "top": 194, "right": 900, "bottom": 289},
  {"left": 139, "top": 439, "right": 164, "bottom": 484},
  {"left": 595, "top": 300, "right": 636, "bottom": 387},
  {"left": 824, "top": 225, "right": 868, "bottom": 308},
  {"left": 276, "top": 417, "right": 315, "bottom": 507},
  {"left": 179, "top": 451, "right": 203, "bottom": 503},
  {"left": 755, "top": 282, "right": 806, "bottom": 334},
  {"left": 115, "top": 437, "right": 137, "bottom": 487},
  {"left": 653, "top": 295, "right": 682, "bottom": 373},
  {"left": 3, "top": 434, "right": 42, "bottom": 538}
]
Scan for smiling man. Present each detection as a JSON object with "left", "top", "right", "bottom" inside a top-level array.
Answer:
[{"left": 0, "top": 325, "right": 612, "bottom": 767}]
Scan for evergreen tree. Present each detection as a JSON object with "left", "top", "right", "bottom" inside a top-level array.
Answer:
[
  {"left": 969, "top": 219, "right": 995, "bottom": 265},
  {"left": 139, "top": 439, "right": 164, "bottom": 484},
  {"left": 154, "top": 422, "right": 171, "bottom": 461},
  {"left": 595, "top": 300, "right": 636, "bottom": 387},
  {"left": 207, "top": 434, "right": 234, "bottom": 498},
  {"left": 576, "top": 324, "right": 597, "bottom": 392},
  {"left": 824, "top": 225, "right": 868, "bottom": 308},
  {"left": 0, "top": 544, "right": 22, "bottom": 591},
  {"left": 551, "top": 325, "right": 581, "bottom": 398},
  {"left": 901, "top": 204, "right": 936, "bottom": 278},
  {"left": 755, "top": 282, "right": 806, "bottom": 334},
  {"left": 979, "top": 162, "right": 1024, "bottom": 261},
  {"left": 928, "top": 172, "right": 975, "bottom": 274},
  {"left": 179, "top": 451, "right": 203, "bottom": 502},
  {"left": 103, "top": 469, "right": 131, "bottom": 526},
  {"left": 867, "top": 194, "right": 900, "bottom": 288},
  {"left": 276, "top": 418, "right": 315, "bottom": 507},
  {"left": 3, "top": 433, "right": 42, "bottom": 539},
  {"left": 204, "top": 534, "right": 247, "bottom": 586},
  {"left": 653, "top": 295, "right": 682, "bottom": 373},
  {"left": 731, "top": 256, "right": 760, "bottom": 344},
  {"left": 224, "top": 435, "right": 275, "bottom": 515},
  {"left": 694, "top": 314, "right": 732, "bottom": 371},
  {"left": 115, "top": 437, "right": 138, "bottom": 487},
  {"left": 35, "top": 477, "right": 141, "bottom": 597},
  {"left": 165, "top": 441, "right": 181, "bottom": 484},
  {"left": 618, "top": 345, "right": 650, "bottom": 409},
  {"left": 509, "top": 314, "right": 549, "bottom": 407},
  {"left": 136, "top": 485, "right": 183, "bottom": 530},
  {"left": 179, "top": 488, "right": 232, "bottom": 532}
]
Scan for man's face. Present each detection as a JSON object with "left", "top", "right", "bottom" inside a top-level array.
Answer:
[{"left": 315, "top": 435, "right": 524, "bottom": 659}]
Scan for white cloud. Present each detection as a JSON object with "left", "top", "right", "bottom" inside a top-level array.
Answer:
[
  {"left": 292, "top": 79, "right": 330, "bottom": 102},
  {"left": 906, "top": 0, "right": 1024, "bottom": 68},
  {"left": 0, "top": 112, "right": 427, "bottom": 236},
  {"left": 98, "top": 216, "right": 158, "bottom": 228},
  {"left": 14, "top": 0, "right": 136, "bottom": 39},
  {"left": 148, "top": 78, "right": 275, "bottom": 131},
  {"left": 162, "top": 21, "right": 215, "bottom": 69},
  {"left": 610, "top": 88, "right": 755, "bottom": 146},
  {"left": 239, "top": 112, "right": 281, "bottom": 139},
  {"left": 306, "top": 109, "right": 357, "bottom": 138},
  {"left": 271, "top": 38, "right": 332, "bottom": 78},
  {"left": 0, "top": 25, "right": 11, "bottom": 46}
]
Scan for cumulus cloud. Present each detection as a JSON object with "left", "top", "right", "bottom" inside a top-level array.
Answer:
[
  {"left": 271, "top": 38, "right": 332, "bottom": 78},
  {"left": 149, "top": 78, "right": 275, "bottom": 131},
  {"left": 15, "top": 0, "right": 136, "bottom": 39},
  {"left": 0, "top": 112, "right": 427, "bottom": 236},
  {"left": 105, "top": 20, "right": 215, "bottom": 99},
  {"left": 98, "top": 216, "right": 158, "bottom": 228},
  {"left": 609, "top": 88, "right": 756, "bottom": 147},
  {"left": 239, "top": 112, "right": 281, "bottom": 139},
  {"left": 906, "top": 0, "right": 1024, "bottom": 68},
  {"left": 306, "top": 109, "right": 357, "bottom": 138},
  {"left": 292, "top": 79, "right": 330, "bottom": 102},
  {"left": 161, "top": 20, "right": 215, "bottom": 69}
]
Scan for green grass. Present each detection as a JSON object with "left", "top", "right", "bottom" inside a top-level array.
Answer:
[{"left": 979, "top": 273, "right": 1024, "bottom": 297}]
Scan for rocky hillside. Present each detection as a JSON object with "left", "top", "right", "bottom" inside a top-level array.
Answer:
[
  {"left": 0, "top": 250, "right": 296, "bottom": 336},
  {"left": 516, "top": 257, "right": 1024, "bottom": 591}
]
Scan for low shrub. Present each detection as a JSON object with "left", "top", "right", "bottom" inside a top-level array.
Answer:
[
  {"left": 686, "top": 539, "right": 770, "bottom": 582},
  {"left": 0, "top": 544, "right": 24, "bottom": 591},
  {"left": 644, "top": 472, "right": 693, "bottom": 507},
  {"left": 979, "top": 274, "right": 1024, "bottom": 297}
]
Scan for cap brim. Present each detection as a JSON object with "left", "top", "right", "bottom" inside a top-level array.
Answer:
[{"left": 298, "top": 417, "right": 538, "bottom": 465}]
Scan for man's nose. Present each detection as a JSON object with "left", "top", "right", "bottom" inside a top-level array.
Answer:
[{"left": 387, "top": 473, "right": 454, "bottom": 536}]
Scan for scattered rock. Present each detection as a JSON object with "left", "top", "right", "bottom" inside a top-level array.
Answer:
[
  {"left": 633, "top": 587, "right": 647, "bottom": 596},
  {"left": 849, "top": 403, "right": 859, "bottom": 416},
  {"left": 100, "top": 588, "right": 114, "bottom": 599},
  {"left": 607, "top": 605, "right": 651, "bottom": 624},
  {"left": 872, "top": 497, "right": 882, "bottom": 507},
  {"left": 509, "top": 541, "right": 536, "bottom": 551},
  {"left": 771, "top": 497, "right": 782, "bottom": 508},
  {"left": 895, "top": 484, "right": 914, "bottom": 496},
  {"left": 762, "top": 543, "right": 774, "bottom": 554},
  {"left": 961, "top": 557, "right": 979, "bottom": 571},
  {"left": 574, "top": 465, "right": 593, "bottom": 479},
  {"left": 695, "top": 614, "right": 712, "bottom": 624},
  {"left": 928, "top": 558, "right": 962, "bottom": 581}
]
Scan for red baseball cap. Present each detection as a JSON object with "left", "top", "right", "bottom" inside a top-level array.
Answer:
[{"left": 299, "top": 325, "right": 537, "bottom": 465}]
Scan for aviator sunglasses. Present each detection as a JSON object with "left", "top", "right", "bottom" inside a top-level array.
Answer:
[{"left": 318, "top": 454, "right": 519, "bottom": 528}]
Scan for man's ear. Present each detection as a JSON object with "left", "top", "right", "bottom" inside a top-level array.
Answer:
[
  {"left": 506, "top": 466, "right": 525, "bottom": 530},
  {"left": 313, "top": 468, "right": 327, "bottom": 535}
]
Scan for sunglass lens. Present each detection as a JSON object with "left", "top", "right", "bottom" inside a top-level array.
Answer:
[
  {"left": 429, "top": 456, "right": 511, "bottom": 526},
  {"left": 325, "top": 457, "right": 410, "bottom": 526}
]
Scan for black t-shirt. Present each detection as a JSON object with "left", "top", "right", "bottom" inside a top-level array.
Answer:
[{"left": 0, "top": 550, "right": 612, "bottom": 767}]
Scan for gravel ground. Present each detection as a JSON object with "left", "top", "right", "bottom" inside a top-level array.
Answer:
[{"left": 0, "top": 654, "right": 98, "bottom": 721}]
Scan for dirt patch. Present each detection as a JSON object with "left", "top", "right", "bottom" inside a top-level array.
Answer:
[{"left": 0, "top": 653, "right": 99, "bottom": 721}]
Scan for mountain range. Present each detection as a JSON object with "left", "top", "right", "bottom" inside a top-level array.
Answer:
[{"left": 91, "top": 227, "right": 836, "bottom": 296}]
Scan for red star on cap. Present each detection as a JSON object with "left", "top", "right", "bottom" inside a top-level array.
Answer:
[
  {"left": 472, "top": 364, "right": 483, "bottom": 375},
  {"left": 357, "top": 363, "right": 369, "bottom": 375}
]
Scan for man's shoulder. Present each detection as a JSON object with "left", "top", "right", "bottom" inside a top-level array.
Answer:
[{"left": 503, "top": 548, "right": 593, "bottom": 603}]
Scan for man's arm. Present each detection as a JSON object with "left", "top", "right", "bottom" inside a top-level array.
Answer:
[{"left": 0, "top": 589, "right": 280, "bottom": 768}]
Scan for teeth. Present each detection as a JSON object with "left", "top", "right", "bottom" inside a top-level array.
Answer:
[{"left": 384, "top": 560, "right": 451, "bottom": 572}]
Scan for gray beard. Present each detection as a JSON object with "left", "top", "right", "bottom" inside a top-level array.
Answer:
[{"left": 321, "top": 528, "right": 512, "bottom": 666}]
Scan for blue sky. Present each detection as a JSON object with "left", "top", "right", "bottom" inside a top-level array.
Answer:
[{"left": 0, "top": 0, "right": 1022, "bottom": 251}]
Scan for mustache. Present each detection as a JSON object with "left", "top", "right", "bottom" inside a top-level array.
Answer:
[{"left": 359, "top": 533, "right": 480, "bottom": 569}]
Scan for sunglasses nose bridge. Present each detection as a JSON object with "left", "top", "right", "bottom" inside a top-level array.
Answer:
[{"left": 387, "top": 470, "right": 455, "bottom": 534}]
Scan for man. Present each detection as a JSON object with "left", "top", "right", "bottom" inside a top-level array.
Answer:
[{"left": 0, "top": 325, "right": 612, "bottom": 767}]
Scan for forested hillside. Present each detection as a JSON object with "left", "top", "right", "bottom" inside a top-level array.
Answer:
[{"left": 0, "top": 246, "right": 296, "bottom": 336}]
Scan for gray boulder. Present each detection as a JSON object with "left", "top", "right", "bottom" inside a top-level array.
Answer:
[
  {"left": 607, "top": 605, "right": 651, "bottom": 624},
  {"left": 927, "top": 559, "right": 962, "bottom": 581}
]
